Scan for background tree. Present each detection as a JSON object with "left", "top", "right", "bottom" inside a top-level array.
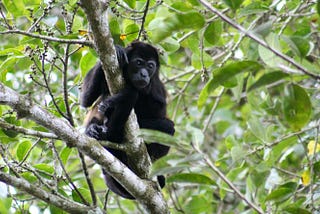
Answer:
[{"left": 0, "top": 0, "right": 320, "bottom": 213}]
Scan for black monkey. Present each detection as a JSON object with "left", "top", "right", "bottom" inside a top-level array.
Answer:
[{"left": 81, "top": 41, "right": 175, "bottom": 199}]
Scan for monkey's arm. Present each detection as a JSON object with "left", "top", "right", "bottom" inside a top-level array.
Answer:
[{"left": 80, "top": 45, "right": 128, "bottom": 108}]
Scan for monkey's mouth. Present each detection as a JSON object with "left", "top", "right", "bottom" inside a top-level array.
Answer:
[{"left": 133, "top": 79, "right": 149, "bottom": 89}]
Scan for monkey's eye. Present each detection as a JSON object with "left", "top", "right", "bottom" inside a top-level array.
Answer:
[
  {"left": 136, "top": 59, "right": 142, "bottom": 65},
  {"left": 148, "top": 62, "right": 155, "bottom": 69}
]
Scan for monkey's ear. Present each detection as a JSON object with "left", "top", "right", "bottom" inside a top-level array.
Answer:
[{"left": 115, "top": 45, "right": 128, "bottom": 69}]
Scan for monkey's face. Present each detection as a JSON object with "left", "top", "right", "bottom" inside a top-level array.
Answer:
[{"left": 127, "top": 57, "right": 157, "bottom": 89}]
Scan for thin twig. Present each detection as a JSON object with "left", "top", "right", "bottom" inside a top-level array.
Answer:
[
  {"left": 137, "top": 0, "right": 150, "bottom": 40},
  {"left": 220, "top": 16, "right": 262, "bottom": 67},
  {"left": 78, "top": 151, "right": 97, "bottom": 206},
  {"left": 202, "top": 88, "right": 224, "bottom": 133},
  {"left": 192, "top": 143, "right": 264, "bottom": 214},
  {"left": 103, "top": 190, "right": 110, "bottom": 211},
  {"left": 248, "top": 125, "right": 318, "bottom": 156},
  {"left": 278, "top": 1, "right": 304, "bottom": 35},
  {"left": 308, "top": 120, "right": 320, "bottom": 210},
  {"left": 18, "top": 139, "right": 41, "bottom": 166},
  {"left": 0, "top": 145, "right": 20, "bottom": 177},
  {"left": 62, "top": 44, "right": 74, "bottom": 125},
  {"left": 198, "top": 0, "right": 320, "bottom": 79},
  {"left": 0, "top": 119, "right": 58, "bottom": 139},
  {"left": 0, "top": 171, "right": 93, "bottom": 213},
  {"left": 164, "top": 69, "right": 195, "bottom": 83},
  {"left": 116, "top": 0, "right": 161, "bottom": 13},
  {"left": 39, "top": 50, "right": 68, "bottom": 119},
  {"left": 51, "top": 142, "right": 90, "bottom": 206},
  {"left": 20, "top": 163, "right": 55, "bottom": 191},
  {"left": 0, "top": 7, "right": 12, "bottom": 29},
  {"left": 0, "top": 29, "right": 93, "bottom": 46},
  {"left": 172, "top": 71, "right": 200, "bottom": 120}
]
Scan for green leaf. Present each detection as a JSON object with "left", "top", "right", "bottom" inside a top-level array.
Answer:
[
  {"left": 198, "top": 61, "right": 262, "bottom": 108},
  {"left": 286, "top": 36, "right": 310, "bottom": 58},
  {"left": 72, "top": 187, "right": 92, "bottom": 204},
  {"left": 220, "top": 167, "right": 246, "bottom": 199},
  {"left": 109, "top": 17, "right": 122, "bottom": 44},
  {"left": 186, "top": 196, "right": 211, "bottom": 213},
  {"left": 80, "top": 51, "right": 98, "bottom": 77},
  {"left": 148, "top": 18, "right": 172, "bottom": 43},
  {"left": 24, "top": 0, "right": 41, "bottom": 7},
  {"left": 0, "top": 47, "right": 24, "bottom": 56},
  {"left": 266, "top": 137, "right": 296, "bottom": 165},
  {"left": 314, "top": 161, "right": 320, "bottom": 175},
  {"left": 239, "top": 2, "right": 269, "bottom": 16},
  {"left": 191, "top": 51, "right": 213, "bottom": 70},
  {"left": 109, "top": 17, "right": 121, "bottom": 35},
  {"left": 317, "top": 0, "right": 320, "bottom": 16},
  {"left": 68, "top": 0, "right": 78, "bottom": 6},
  {"left": 170, "top": 2, "right": 193, "bottom": 12},
  {"left": 21, "top": 172, "right": 37, "bottom": 183},
  {"left": 282, "top": 84, "right": 312, "bottom": 130},
  {"left": 123, "top": 0, "right": 136, "bottom": 9},
  {"left": 231, "top": 145, "right": 246, "bottom": 161},
  {"left": 50, "top": 205, "right": 67, "bottom": 214},
  {"left": 0, "top": 197, "right": 12, "bottom": 214},
  {"left": 33, "top": 163, "right": 54, "bottom": 174},
  {"left": 124, "top": 24, "right": 139, "bottom": 41},
  {"left": 3, "top": 0, "right": 25, "bottom": 16},
  {"left": 225, "top": 135, "right": 237, "bottom": 150},
  {"left": 284, "top": 207, "right": 311, "bottom": 214},
  {"left": 252, "top": 21, "right": 273, "bottom": 37},
  {"left": 17, "top": 141, "right": 32, "bottom": 162},
  {"left": 265, "top": 187, "right": 293, "bottom": 203},
  {"left": 187, "top": 0, "right": 200, "bottom": 6},
  {"left": 167, "top": 173, "right": 216, "bottom": 185},
  {"left": 2, "top": 116, "right": 20, "bottom": 138},
  {"left": 187, "top": 125, "right": 204, "bottom": 147},
  {"left": 0, "top": 57, "right": 22, "bottom": 81},
  {"left": 258, "top": 33, "right": 287, "bottom": 68},
  {"left": 60, "top": 147, "right": 72, "bottom": 165},
  {"left": 71, "top": 16, "right": 83, "bottom": 33},
  {"left": 149, "top": 12, "right": 205, "bottom": 43},
  {"left": 204, "top": 21, "right": 222, "bottom": 45},
  {"left": 152, "top": 165, "right": 189, "bottom": 177},
  {"left": 223, "top": 0, "right": 244, "bottom": 10},
  {"left": 161, "top": 38, "right": 180, "bottom": 53},
  {"left": 139, "top": 129, "right": 190, "bottom": 150},
  {"left": 175, "top": 12, "right": 205, "bottom": 29},
  {"left": 248, "top": 71, "right": 289, "bottom": 92}
]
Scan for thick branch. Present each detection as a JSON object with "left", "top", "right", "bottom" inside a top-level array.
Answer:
[
  {"left": 0, "top": 171, "right": 94, "bottom": 214},
  {"left": 0, "top": 83, "right": 168, "bottom": 213},
  {"left": 79, "top": 0, "right": 151, "bottom": 178}
]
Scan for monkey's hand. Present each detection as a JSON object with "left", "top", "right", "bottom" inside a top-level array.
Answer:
[{"left": 85, "top": 123, "right": 108, "bottom": 140}]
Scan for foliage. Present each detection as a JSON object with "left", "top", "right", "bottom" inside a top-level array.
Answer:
[{"left": 0, "top": 0, "right": 320, "bottom": 213}]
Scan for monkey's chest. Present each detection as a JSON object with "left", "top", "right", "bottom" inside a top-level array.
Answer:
[{"left": 134, "top": 96, "right": 165, "bottom": 119}]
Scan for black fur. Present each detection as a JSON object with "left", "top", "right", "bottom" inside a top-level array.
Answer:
[{"left": 81, "top": 41, "right": 174, "bottom": 199}]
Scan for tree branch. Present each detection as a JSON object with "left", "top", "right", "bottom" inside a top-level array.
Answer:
[
  {"left": 0, "top": 82, "right": 168, "bottom": 213},
  {"left": 0, "top": 119, "right": 58, "bottom": 139},
  {"left": 192, "top": 143, "right": 264, "bottom": 214},
  {"left": 79, "top": 0, "right": 152, "bottom": 179},
  {"left": 0, "top": 29, "right": 93, "bottom": 47},
  {"left": 0, "top": 171, "right": 95, "bottom": 214},
  {"left": 198, "top": 0, "right": 320, "bottom": 79}
]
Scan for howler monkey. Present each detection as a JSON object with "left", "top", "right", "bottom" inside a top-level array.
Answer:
[{"left": 80, "top": 41, "right": 175, "bottom": 199}]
